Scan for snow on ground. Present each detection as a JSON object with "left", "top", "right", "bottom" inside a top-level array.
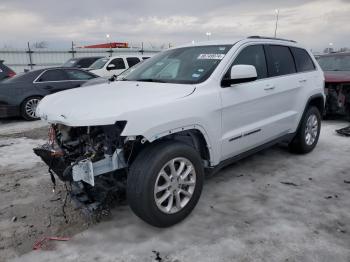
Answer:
[
  {"left": 9, "top": 121, "right": 349, "bottom": 262},
  {"left": 0, "top": 137, "right": 46, "bottom": 172},
  {"left": 0, "top": 120, "right": 47, "bottom": 136}
]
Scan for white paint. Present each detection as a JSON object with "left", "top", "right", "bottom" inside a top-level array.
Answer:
[{"left": 36, "top": 38, "right": 324, "bottom": 166}]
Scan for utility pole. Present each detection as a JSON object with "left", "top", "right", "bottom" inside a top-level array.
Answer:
[
  {"left": 274, "top": 9, "right": 279, "bottom": 38},
  {"left": 27, "top": 42, "right": 34, "bottom": 70}
]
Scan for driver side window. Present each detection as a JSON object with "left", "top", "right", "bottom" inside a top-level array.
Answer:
[{"left": 225, "top": 45, "right": 268, "bottom": 80}]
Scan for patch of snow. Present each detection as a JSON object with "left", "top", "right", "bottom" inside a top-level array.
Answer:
[
  {"left": 0, "top": 120, "right": 47, "bottom": 136},
  {"left": 10, "top": 121, "right": 350, "bottom": 262},
  {"left": 0, "top": 137, "right": 46, "bottom": 172}
]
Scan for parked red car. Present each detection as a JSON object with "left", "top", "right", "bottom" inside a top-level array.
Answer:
[
  {"left": 317, "top": 52, "right": 350, "bottom": 117},
  {"left": 0, "top": 60, "right": 16, "bottom": 81}
]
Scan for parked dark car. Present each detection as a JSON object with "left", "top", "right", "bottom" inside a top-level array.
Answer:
[
  {"left": 317, "top": 52, "right": 350, "bottom": 118},
  {"left": 62, "top": 56, "right": 104, "bottom": 69},
  {"left": 0, "top": 60, "right": 16, "bottom": 81},
  {"left": 0, "top": 67, "right": 98, "bottom": 120}
]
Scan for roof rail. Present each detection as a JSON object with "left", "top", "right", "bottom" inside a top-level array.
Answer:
[{"left": 247, "top": 36, "right": 297, "bottom": 43}]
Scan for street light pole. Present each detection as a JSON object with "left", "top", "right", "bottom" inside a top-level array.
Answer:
[
  {"left": 274, "top": 9, "right": 279, "bottom": 38},
  {"left": 106, "top": 34, "right": 112, "bottom": 57},
  {"left": 206, "top": 32, "right": 211, "bottom": 41}
]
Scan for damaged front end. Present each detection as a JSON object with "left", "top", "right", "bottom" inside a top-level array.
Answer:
[
  {"left": 34, "top": 121, "right": 136, "bottom": 212},
  {"left": 325, "top": 82, "right": 350, "bottom": 118}
]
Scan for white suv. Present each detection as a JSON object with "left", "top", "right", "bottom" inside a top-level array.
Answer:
[
  {"left": 35, "top": 36, "right": 325, "bottom": 227},
  {"left": 88, "top": 55, "right": 151, "bottom": 77}
]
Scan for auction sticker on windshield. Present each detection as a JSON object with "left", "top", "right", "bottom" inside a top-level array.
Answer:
[{"left": 197, "top": 54, "right": 225, "bottom": 60}]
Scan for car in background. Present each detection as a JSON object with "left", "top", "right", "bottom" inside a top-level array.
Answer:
[
  {"left": 62, "top": 56, "right": 104, "bottom": 70},
  {"left": 82, "top": 59, "right": 145, "bottom": 87},
  {"left": 317, "top": 52, "right": 350, "bottom": 117},
  {"left": 88, "top": 55, "right": 151, "bottom": 77},
  {"left": 0, "top": 67, "right": 98, "bottom": 120},
  {"left": 0, "top": 60, "right": 16, "bottom": 81}
]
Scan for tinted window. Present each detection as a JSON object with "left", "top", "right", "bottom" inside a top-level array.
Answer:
[
  {"left": 62, "top": 58, "right": 77, "bottom": 67},
  {"left": 291, "top": 47, "right": 315, "bottom": 72},
  {"left": 65, "top": 69, "right": 95, "bottom": 80},
  {"left": 228, "top": 45, "right": 267, "bottom": 79},
  {"left": 266, "top": 45, "right": 296, "bottom": 76},
  {"left": 76, "top": 58, "right": 101, "bottom": 68},
  {"left": 109, "top": 58, "right": 126, "bottom": 70},
  {"left": 38, "top": 70, "right": 67, "bottom": 82},
  {"left": 126, "top": 57, "right": 141, "bottom": 67}
]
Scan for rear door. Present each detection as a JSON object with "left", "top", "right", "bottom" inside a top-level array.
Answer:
[
  {"left": 34, "top": 69, "right": 72, "bottom": 93},
  {"left": 289, "top": 47, "right": 319, "bottom": 128},
  {"left": 264, "top": 45, "right": 300, "bottom": 132}
]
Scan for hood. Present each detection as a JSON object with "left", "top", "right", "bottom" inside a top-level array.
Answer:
[
  {"left": 324, "top": 71, "right": 350, "bottom": 83},
  {"left": 36, "top": 81, "right": 196, "bottom": 126}
]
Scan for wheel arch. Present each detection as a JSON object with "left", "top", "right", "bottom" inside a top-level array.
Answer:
[
  {"left": 126, "top": 126, "right": 214, "bottom": 167},
  {"left": 305, "top": 94, "right": 325, "bottom": 116}
]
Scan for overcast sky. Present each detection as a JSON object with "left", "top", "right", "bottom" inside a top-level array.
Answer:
[{"left": 0, "top": 0, "right": 349, "bottom": 51}]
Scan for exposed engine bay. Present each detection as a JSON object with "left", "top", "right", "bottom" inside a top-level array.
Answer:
[
  {"left": 325, "top": 83, "right": 350, "bottom": 118},
  {"left": 34, "top": 121, "right": 137, "bottom": 213}
]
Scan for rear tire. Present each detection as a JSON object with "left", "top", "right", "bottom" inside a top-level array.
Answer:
[
  {"left": 21, "top": 96, "right": 42, "bottom": 121},
  {"left": 127, "top": 141, "right": 204, "bottom": 227},
  {"left": 289, "top": 106, "right": 321, "bottom": 154}
]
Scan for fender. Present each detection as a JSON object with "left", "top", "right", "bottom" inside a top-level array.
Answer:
[{"left": 139, "top": 124, "right": 219, "bottom": 166}]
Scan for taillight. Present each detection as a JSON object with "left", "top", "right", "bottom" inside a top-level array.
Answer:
[{"left": 8, "top": 71, "right": 16, "bottom": 78}]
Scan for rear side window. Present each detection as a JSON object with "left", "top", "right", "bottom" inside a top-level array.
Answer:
[
  {"left": 266, "top": 45, "right": 296, "bottom": 77},
  {"left": 109, "top": 58, "right": 126, "bottom": 70},
  {"left": 230, "top": 45, "right": 268, "bottom": 79},
  {"left": 76, "top": 58, "right": 101, "bottom": 68},
  {"left": 290, "top": 47, "right": 315, "bottom": 72},
  {"left": 126, "top": 57, "right": 141, "bottom": 67},
  {"left": 65, "top": 69, "right": 95, "bottom": 80},
  {"left": 38, "top": 70, "right": 67, "bottom": 82}
]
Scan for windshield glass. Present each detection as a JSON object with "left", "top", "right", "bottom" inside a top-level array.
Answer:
[
  {"left": 62, "top": 58, "right": 77, "bottom": 67},
  {"left": 317, "top": 55, "right": 350, "bottom": 71},
  {"left": 124, "top": 45, "right": 232, "bottom": 84},
  {"left": 89, "top": 57, "right": 109, "bottom": 70}
]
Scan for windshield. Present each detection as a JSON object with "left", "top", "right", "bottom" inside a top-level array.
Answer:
[
  {"left": 124, "top": 45, "right": 232, "bottom": 84},
  {"left": 317, "top": 55, "right": 350, "bottom": 71},
  {"left": 89, "top": 57, "right": 109, "bottom": 70}
]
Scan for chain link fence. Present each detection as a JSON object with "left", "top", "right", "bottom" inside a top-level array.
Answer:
[{"left": 0, "top": 43, "right": 161, "bottom": 73}]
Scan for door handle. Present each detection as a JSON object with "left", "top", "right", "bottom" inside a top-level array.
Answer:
[
  {"left": 44, "top": 86, "right": 54, "bottom": 90},
  {"left": 299, "top": 79, "right": 307, "bottom": 83}
]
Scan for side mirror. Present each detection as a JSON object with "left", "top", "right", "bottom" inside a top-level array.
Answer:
[
  {"left": 107, "top": 64, "right": 116, "bottom": 71},
  {"left": 222, "top": 65, "right": 258, "bottom": 87}
]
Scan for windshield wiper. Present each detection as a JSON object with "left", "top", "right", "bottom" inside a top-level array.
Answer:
[{"left": 135, "top": 78, "right": 167, "bottom": 83}]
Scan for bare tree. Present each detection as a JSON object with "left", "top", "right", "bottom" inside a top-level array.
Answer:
[{"left": 32, "top": 41, "right": 48, "bottom": 49}]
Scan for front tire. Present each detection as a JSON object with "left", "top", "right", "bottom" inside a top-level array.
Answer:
[
  {"left": 289, "top": 106, "right": 321, "bottom": 154},
  {"left": 21, "top": 96, "right": 42, "bottom": 121},
  {"left": 127, "top": 141, "right": 204, "bottom": 227}
]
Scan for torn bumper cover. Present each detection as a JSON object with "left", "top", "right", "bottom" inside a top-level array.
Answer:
[{"left": 34, "top": 145, "right": 126, "bottom": 186}]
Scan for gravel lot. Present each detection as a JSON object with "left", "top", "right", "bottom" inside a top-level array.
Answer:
[{"left": 0, "top": 119, "right": 349, "bottom": 262}]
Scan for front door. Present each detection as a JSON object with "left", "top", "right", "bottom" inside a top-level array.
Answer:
[{"left": 220, "top": 44, "right": 293, "bottom": 160}]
